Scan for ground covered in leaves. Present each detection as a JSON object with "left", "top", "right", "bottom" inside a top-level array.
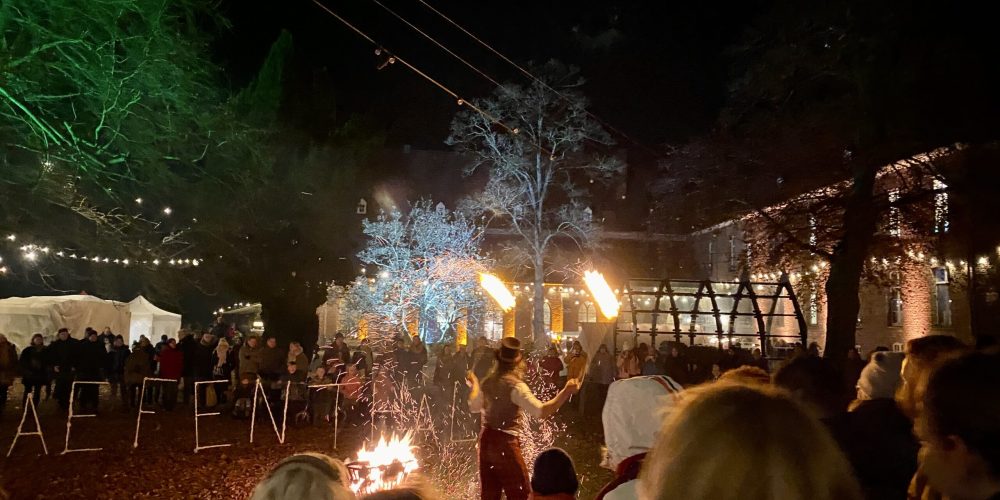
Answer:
[{"left": 0, "top": 388, "right": 610, "bottom": 499}]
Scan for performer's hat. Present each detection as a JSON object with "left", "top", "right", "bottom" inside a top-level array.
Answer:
[{"left": 497, "top": 337, "right": 523, "bottom": 363}]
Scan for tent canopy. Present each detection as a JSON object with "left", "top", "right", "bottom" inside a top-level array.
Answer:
[
  {"left": 0, "top": 294, "right": 131, "bottom": 348},
  {"left": 127, "top": 295, "right": 182, "bottom": 345}
]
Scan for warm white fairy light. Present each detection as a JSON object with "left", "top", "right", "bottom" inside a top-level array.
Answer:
[{"left": 162, "top": 207, "right": 172, "bottom": 215}]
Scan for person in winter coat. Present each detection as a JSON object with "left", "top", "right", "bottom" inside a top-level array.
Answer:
[
  {"left": 308, "top": 366, "right": 335, "bottom": 423},
  {"left": 350, "top": 337, "right": 373, "bottom": 379},
  {"left": 661, "top": 346, "right": 688, "bottom": 385},
  {"left": 178, "top": 331, "right": 198, "bottom": 404},
  {"left": 638, "top": 383, "right": 862, "bottom": 500},
  {"left": 839, "top": 352, "right": 917, "bottom": 500},
  {"left": 616, "top": 342, "right": 640, "bottom": 380},
  {"left": 530, "top": 448, "right": 579, "bottom": 500},
  {"left": 538, "top": 345, "right": 565, "bottom": 389},
  {"left": 19, "top": 333, "right": 48, "bottom": 406},
  {"left": 211, "top": 338, "right": 234, "bottom": 404},
  {"left": 124, "top": 343, "right": 154, "bottom": 409},
  {"left": 76, "top": 330, "right": 107, "bottom": 412},
  {"left": 156, "top": 338, "right": 183, "bottom": 410},
  {"left": 470, "top": 336, "right": 496, "bottom": 380},
  {"left": 48, "top": 328, "right": 77, "bottom": 410},
  {"left": 240, "top": 336, "right": 264, "bottom": 377},
  {"left": 329, "top": 333, "right": 352, "bottom": 367},
  {"left": 406, "top": 335, "right": 428, "bottom": 386},
  {"left": 261, "top": 336, "right": 287, "bottom": 382},
  {"left": 597, "top": 374, "right": 684, "bottom": 500},
  {"left": 564, "top": 341, "right": 588, "bottom": 381},
  {"left": 192, "top": 334, "right": 217, "bottom": 406},
  {"left": 287, "top": 342, "right": 309, "bottom": 375},
  {"left": 585, "top": 344, "right": 615, "bottom": 415},
  {"left": 98, "top": 327, "right": 116, "bottom": 352},
  {"left": 107, "top": 336, "right": 130, "bottom": 407},
  {"left": 0, "top": 333, "right": 19, "bottom": 413},
  {"left": 433, "top": 344, "right": 457, "bottom": 389}
]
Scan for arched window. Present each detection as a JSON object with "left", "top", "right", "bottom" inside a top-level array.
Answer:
[
  {"left": 356, "top": 198, "right": 368, "bottom": 215},
  {"left": 543, "top": 301, "right": 552, "bottom": 331},
  {"left": 578, "top": 302, "right": 597, "bottom": 323}
]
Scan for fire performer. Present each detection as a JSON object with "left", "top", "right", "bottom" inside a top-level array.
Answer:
[{"left": 467, "top": 337, "right": 580, "bottom": 500}]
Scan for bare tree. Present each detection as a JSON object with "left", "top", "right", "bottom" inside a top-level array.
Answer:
[
  {"left": 447, "top": 61, "right": 621, "bottom": 344},
  {"left": 347, "top": 200, "right": 490, "bottom": 343}
]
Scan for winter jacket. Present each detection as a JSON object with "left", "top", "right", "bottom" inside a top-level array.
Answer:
[
  {"left": 192, "top": 341, "right": 215, "bottom": 378},
  {"left": 565, "top": 353, "right": 588, "bottom": 380},
  {"left": 471, "top": 346, "right": 496, "bottom": 380},
  {"left": 616, "top": 351, "right": 640, "bottom": 379},
  {"left": 844, "top": 398, "right": 919, "bottom": 500},
  {"left": 587, "top": 351, "right": 616, "bottom": 385},
  {"left": 19, "top": 345, "right": 48, "bottom": 385},
  {"left": 0, "top": 341, "right": 19, "bottom": 385},
  {"left": 157, "top": 347, "right": 184, "bottom": 380},
  {"left": 47, "top": 337, "right": 77, "bottom": 372},
  {"left": 211, "top": 349, "right": 233, "bottom": 380},
  {"left": 239, "top": 345, "right": 264, "bottom": 376},
  {"left": 76, "top": 340, "right": 107, "bottom": 380},
  {"left": 178, "top": 335, "right": 197, "bottom": 376},
  {"left": 107, "top": 346, "right": 130, "bottom": 380},
  {"left": 124, "top": 350, "right": 154, "bottom": 385},
  {"left": 260, "top": 346, "right": 286, "bottom": 376},
  {"left": 539, "top": 356, "right": 564, "bottom": 386}
]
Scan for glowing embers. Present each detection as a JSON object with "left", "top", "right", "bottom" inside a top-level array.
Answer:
[{"left": 348, "top": 432, "right": 419, "bottom": 494}]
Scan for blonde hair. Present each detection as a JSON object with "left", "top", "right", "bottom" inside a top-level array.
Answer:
[
  {"left": 251, "top": 452, "right": 356, "bottom": 500},
  {"left": 638, "top": 382, "right": 861, "bottom": 500}
]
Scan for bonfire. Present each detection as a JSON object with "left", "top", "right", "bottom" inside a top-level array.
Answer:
[{"left": 348, "top": 432, "right": 420, "bottom": 494}]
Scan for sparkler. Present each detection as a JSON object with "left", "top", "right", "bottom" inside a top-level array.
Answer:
[
  {"left": 479, "top": 273, "right": 515, "bottom": 312},
  {"left": 583, "top": 270, "right": 619, "bottom": 319}
]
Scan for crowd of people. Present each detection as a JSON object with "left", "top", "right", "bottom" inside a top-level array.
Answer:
[{"left": 245, "top": 333, "right": 1000, "bottom": 500}]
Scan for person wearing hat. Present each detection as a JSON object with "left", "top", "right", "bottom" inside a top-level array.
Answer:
[{"left": 467, "top": 337, "right": 580, "bottom": 500}]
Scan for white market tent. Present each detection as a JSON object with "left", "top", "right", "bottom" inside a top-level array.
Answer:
[
  {"left": 0, "top": 294, "right": 131, "bottom": 348},
  {"left": 128, "top": 295, "right": 182, "bottom": 345}
]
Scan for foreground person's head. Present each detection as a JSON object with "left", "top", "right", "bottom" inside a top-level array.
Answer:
[
  {"left": 898, "top": 335, "right": 966, "bottom": 419},
  {"left": 916, "top": 351, "right": 1000, "bottom": 500},
  {"left": 638, "top": 382, "right": 861, "bottom": 500},
  {"left": 251, "top": 452, "right": 355, "bottom": 500}
]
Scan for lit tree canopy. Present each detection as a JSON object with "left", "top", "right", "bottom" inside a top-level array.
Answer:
[
  {"left": 347, "top": 200, "right": 489, "bottom": 343},
  {"left": 447, "top": 61, "right": 622, "bottom": 343}
]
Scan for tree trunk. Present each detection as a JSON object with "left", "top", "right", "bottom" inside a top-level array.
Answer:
[
  {"left": 823, "top": 165, "right": 879, "bottom": 367},
  {"left": 260, "top": 288, "right": 322, "bottom": 357},
  {"left": 532, "top": 257, "right": 546, "bottom": 348}
]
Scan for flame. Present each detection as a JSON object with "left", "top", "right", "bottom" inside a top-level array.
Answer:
[
  {"left": 479, "top": 273, "right": 515, "bottom": 312},
  {"left": 584, "top": 270, "right": 619, "bottom": 319},
  {"left": 349, "top": 432, "right": 419, "bottom": 494}
]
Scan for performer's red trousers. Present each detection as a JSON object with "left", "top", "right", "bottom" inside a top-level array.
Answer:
[{"left": 478, "top": 427, "right": 530, "bottom": 500}]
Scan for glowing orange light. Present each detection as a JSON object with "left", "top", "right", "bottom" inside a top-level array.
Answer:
[
  {"left": 584, "top": 270, "right": 619, "bottom": 319},
  {"left": 480, "top": 273, "right": 515, "bottom": 312},
  {"left": 349, "top": 432, "right": 419, "bottom": 494}
]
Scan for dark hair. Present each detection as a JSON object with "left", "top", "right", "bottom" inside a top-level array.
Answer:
[
  {"left": 58, "top": 327, "right": 69, "bottom": 334},
  {"left": 773, "top": 356, "right": 847, "bottom": 417},
  {"left": 924, "top": 351, "right": 1000, "bottom": 479},
  {"left": 531, "top": 448, "right": 579, "bottom": 495}
]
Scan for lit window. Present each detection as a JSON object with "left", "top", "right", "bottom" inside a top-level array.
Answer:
[
  {"left": 892, "top": 342, "right": 904, "bottom": 352},
  {"left": 707, "top": 240, "right": 714, "bottom": 272},
  {"left": 356, "top": 198, "right": 368, "bottom": 215},
  {"left": 933, "top": 267, "right": 951, "bottom": 327},
  {"left": 578, "top": 302, "right": 597, "bottom": 323},
  {"left": 888, "top": 189, "right": 900, "bottom": 237},
  {"left": 728, "top": 235, "right": 738, "bottom": 272},
  {"left": 933, "top": 179, "right": 949, "bottom": 234},
  {"left": 809, "top": 214, "right": 818, "bottom": 247},
  {"left": 808, "top": 283, "right": 819, "bottom": 325},
  {"left": 888, "top": 286, "right": 903, "bottom": 327}
]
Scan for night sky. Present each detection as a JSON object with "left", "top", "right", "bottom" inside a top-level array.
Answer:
[{"left": 214, "top": 0, "right": 766, "bottom": 149}]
